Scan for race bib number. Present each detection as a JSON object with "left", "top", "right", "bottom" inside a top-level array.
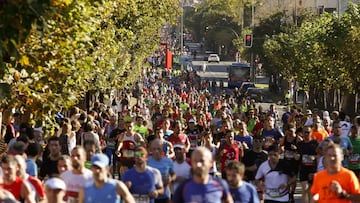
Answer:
[
  {"left": 302, "top": 154, "right": 316, "bottom": 166},
  {"left": 123, "top": 150, "right": 134, "bottom": 158},
  {"left": 133, "top": 194, "right": 150, "bottom": 203},
  {"left": 265, "top": 187, "right": 287, "bottom": 198},
  {"left": 189, "top": 139, "right": 197, "bottom": 149},
  {"left": 349, "top": 154, "right": 360, "bottom": 165},
  {"left": 284, "top": 150, "right": 295, "bottom": 159},
  {"left": 266, "top": 188, "right": 280, "bottom": 197}
]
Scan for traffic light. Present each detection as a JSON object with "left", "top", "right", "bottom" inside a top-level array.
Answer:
[{"left": 244, "top": 34, "right": 253, "bottom": 48}]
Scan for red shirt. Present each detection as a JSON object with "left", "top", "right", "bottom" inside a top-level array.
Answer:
[
  {"left": 2, "top": 176, "right": 24, "bottom": 200},
  {"left": 220, "top": 143, "right": 240, "bottom": 172}
]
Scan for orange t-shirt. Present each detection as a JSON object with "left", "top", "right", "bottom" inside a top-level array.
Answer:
[
  {"left": 311, "top": 128, "right": 329, "bottom": 142},
  {"left": 311, "top": 167, "right": 360, "bottom": 203}
]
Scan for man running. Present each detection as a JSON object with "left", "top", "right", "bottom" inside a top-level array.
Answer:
[
  {"left": 311, "top": 143, "right": 360, "bottom": 202},
  {"left": 226, "top": 160, "right": 260, "bottom": 203},
  {"left": 172, "top": 147, "right": 234, "bottom": 203},
  {"left": 60, "top": 146, "right": 93, "bottom": 202},
  {"left": 78, "top": 153, "right": 135, "bottom": 203}
]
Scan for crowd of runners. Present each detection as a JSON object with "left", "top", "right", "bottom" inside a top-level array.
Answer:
[{"left": 0, "top": 68, "right": 360, "bottom": 203}]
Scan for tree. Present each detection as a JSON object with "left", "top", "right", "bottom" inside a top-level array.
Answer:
[{"left": 0, "top": 0, "right": 180, "bottom": 133}]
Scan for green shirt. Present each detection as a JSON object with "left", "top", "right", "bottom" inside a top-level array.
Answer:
[{"left": 348, "top": 136, "right": 360, "bottom": 169}]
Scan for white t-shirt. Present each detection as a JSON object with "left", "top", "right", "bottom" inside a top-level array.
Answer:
[
  {"left": 173, "top": 161, "right": 191, "bottom": 193},
  {"left": 255, "top": 160, "right": 289, "bottom": 202},
  {"left": 340, "top": 121, "right": 352, "bottom": 137},
  {"left": 60, "top": 169, "right": 93, "bottom": 200}
]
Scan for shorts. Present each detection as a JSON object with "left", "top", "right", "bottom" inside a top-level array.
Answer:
[{"left": 299, "top": 169, "right": 316, "bottom": 183}]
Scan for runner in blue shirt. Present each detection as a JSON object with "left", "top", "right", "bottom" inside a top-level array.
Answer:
[
  {"left": 172, "top": 147, "right": 234, "bottom": 203},
  {"left": 226, "top": 160, "right": 260, "bottom": 203}
]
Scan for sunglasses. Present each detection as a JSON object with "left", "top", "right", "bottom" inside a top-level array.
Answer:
[
  {"left": 135, "top": 151, "right": 146, "bottom": 156},
  {"left": 304, "top": 131, "right": 311, "bottom": 134}
]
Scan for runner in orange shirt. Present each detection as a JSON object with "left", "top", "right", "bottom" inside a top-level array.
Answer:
[
  {"left": 311, "top": 143, "right": 360, "bottom": 202},
  {"left": 310, "top": 114, "right": 328, "bottom": 142}
]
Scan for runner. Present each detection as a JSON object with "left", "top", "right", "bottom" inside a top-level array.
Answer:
[
  {"left": 255, "top": 144, "right": 296, "bottom": 203},
  {"left": 115, "top": 119, "right": 144, "bottom": 178},
  {"left": 60, "top": 146, "right": 93, "bottom": 202},
  {"left": 172, "top": 144, "right": 191, "bottom": 194},
  {"left": 280, "top": 123, "right": 301, "bottom": 203},
  {"left": 122, "top": 147, "right": 164, "bottom": 203},
  {"left": 348, "top": 125, "right": 360, "bottom": 178},
  {"left": 298, "top": 126, "right": 318, "bottom": 203},
  {"left": 43, "top": 177, "right": 67, "bottom": 203},
  {"left": 147, "top": 139, "right": 176, "bottom": 203},
  {"left": 78, "top": 153, "right": 135, "bottom": 203},
  {"left": 1, "top": 155, "right": 35, "bottom": 203},
  {"left": 311, "top": 143, "right": 360, "bottom": 202},
  {"left": 172, "top": 147, "right": 233, "bottom": 203},
  {"left": 242, "top": 135, "right": 268, "bottom": 201},
  {"left": 226, "top": 160, "right": 260, "bottom": 203},
  {"left": 217, "top": 130, "right": 242, "bottom": 179}
]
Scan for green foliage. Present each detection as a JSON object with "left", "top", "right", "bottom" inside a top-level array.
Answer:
[
  {"left": 263, "top": 2, "right": 360, "bottom": 96},
  {"left": 0, "top": 0, "right": 180, "bottom": 135}
]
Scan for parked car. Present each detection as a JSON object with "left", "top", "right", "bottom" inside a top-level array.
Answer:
[
  {"left": 208, "top": 54, "right": 220, "bottom": 63},
  {"left": 239, "top": 82, "right": 255, "bottom": 94},
  {"left": 245, "top": 87, "right": 265, "bottom": 102}
]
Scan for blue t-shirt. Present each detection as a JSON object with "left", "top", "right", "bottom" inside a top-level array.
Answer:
[
  {"left": 26, "top": 158, "right": 37, "bottom": 177},
  {"left": 84, "top": 179, "right": 120, "bottom": 203},
  {"left": 122, "top": 167, "right": 156, "bottom": 203},
  {"left": 234, "top": 135, "right": 253, "bottom": 149},
  {"left": 172, "top": 177, "right": 231, "bottom": 203},
  {"left": 147, "top": 157, "right": 174, "bottom": 199},
  {"left": 324, "top": 135, "right": 353, "bottom": 167},
  {"left": 229, "top": 181, "right": 260, "bottom": 203}
]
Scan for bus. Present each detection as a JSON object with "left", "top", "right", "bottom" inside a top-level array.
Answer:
[{"left": 227, "top": 63, "right": 251, "bottom": 88}]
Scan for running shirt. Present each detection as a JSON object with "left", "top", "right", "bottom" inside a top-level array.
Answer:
[
  {"left": 255, "top": 160, "right": 294, "bottom": 202},
  {"left": 242, "top": 150, "right": 268, "bottom": 181},
  {"left": 234, "top": 135, "right": 253, "bottom": 149},
  {"left": 147, "top": 157, "right": 175, "bottom": 200},
  {"left": 172, "top": 161, "right": 191, "bottom": 194},
  {"left": 168, "top": 134, "right": 188, "bottom": 147},
  {"left": 261, "top": 128, "right": 283, "bottom": 150},
  {"left": 220, "top": 143, "right": 240, "bottom": 173},
  {"left": 348, "top": 136, "right": 360, "bottom": 170},
  {"left": 298, "top": 140, "right": 318, "bottom": 171},
  {"left": 326, "top": 136, "right": 352, "bottom": 167},
  {"left": 283, "top": 136, "right": 300, "bottom": 161},
  {"left": 311, "top": 167, "right": 360, "bottom": 203},
  {"left": 83, "top": 179, "right": 120, "bottom": 203},
  {"left": 185, "top": 128, "right": 201, "bottom": 151},
  {"left": 1, "top": 176, "right": 24, "bottom": 200},
  {"left": 229, "top": 181, "right": 260, "bottom": 203},
  {"left": 172, "top": 177, "right": 231, "bottom": 203},
  {"left": 122, "top": 167, "right": 158, "bottom": 203},
  {"left": 119, "top": 134, "right": 137, "bottom": 162},
  {"left": 60, "top": 169, "right": 93, "bottom": 201}
]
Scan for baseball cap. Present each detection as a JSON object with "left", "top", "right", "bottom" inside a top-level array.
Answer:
[
  {"left": 45, "top": 177, "right": 66, "bottom": 190},
  {"left": 188, "top": 119, "right": 195, "bottom": 123},
  {"left": 91, "top": 153, "right": 109, "bottom": 168},
  {"left": 305, "top": 109, "right": 312, "bottom": 115}
]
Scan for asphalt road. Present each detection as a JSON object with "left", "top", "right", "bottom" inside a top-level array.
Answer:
[{"left": 191, "top": 59, "right": 304, "bottom": 203}]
